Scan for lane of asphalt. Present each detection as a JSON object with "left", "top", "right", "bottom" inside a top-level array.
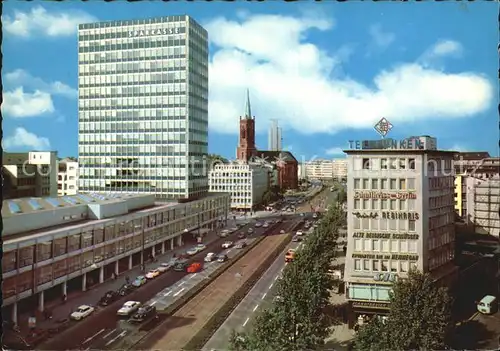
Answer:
[
  {"left": 203, "top": 238, "right": 304, "bottom": 351},
  {"left": 84, "top": 238, "right": 257, "bottom": 350},
  {"left": 87, "top": 219, "right": 298, "bottom": 350},
  {"left": 40, "top": 221, "right": 265, "bottom": 351}
]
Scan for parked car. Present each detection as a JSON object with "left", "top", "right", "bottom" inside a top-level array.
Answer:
[
  {"left": 196, "top": 244, "right": 207, "bottom": 252},
  {"left": 173, "top": 259, "right": 189, "bottom": 271},
  {"left": 255, "top": 222, "right": 262, "bottom": 228},
  {"left": 157, "top": 263, "right": 171, "bottom": 273},
  {"left": 230, "top": 227, "right": 239, "bottom": 232},
  {"left": 238, "top": 232, "right": 246, "bottom": 239},
  {"left": 263, "top": 222, "right": 269, "bottom": 228},
  {"left": 222, "top": 241, "right": 233, "bottom": 249},
  {"left": 129, "top": 305, "right": 157, "bottom": 323},
  {"left": 217, "top": 254, "right": 229, "bottom": 263},
  {"left": 99, "top": 291, "right": 119, "bottom": 306},
  {"left": 118, "top": 284, "right": 134, "bottom": 296},
  {"left": 132, "top": 276, "right": 147, "bottom": 287},
  {"left": 117, "top": 301, "right": 141, "bottom": 316},
  {"left": 247, "top": 228, "right": 254, "bottom": 234},
  {"left": 187, "top": 262, "right": 203, "bottom": 273},
  {"left": 313, "top": 213, "right": 318, "bottom": 219},
  {"left": 70, "top": 305, "right": 95, "bottom": 321},
  {"left": 220, "top": 230, "right": 230, "bottom": 238},
  {"left": 280, "top": 229, "right": 286, "bottom": 234},
  {"left": 145, "top": 269, "right": 161, "bottom": 279},
  {"left": 296, "top": 230, "right": 304, "bottom": 236},
  {"left": 292, "top": 235, "right": 302, "bottom": 242},
  {"left": 235, "top": 241, "right": 247, "bottom": 249},
  {"left": 204, "top": 252, "right": 217, "bottom": 262}
]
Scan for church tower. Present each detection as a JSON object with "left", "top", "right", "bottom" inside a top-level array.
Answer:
[{"left": 236, "top": 89, "right": 257, "bottom": 162}]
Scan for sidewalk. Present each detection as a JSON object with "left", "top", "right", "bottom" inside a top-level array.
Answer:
[{"left": 10, "top": 219, "right": 240, "bottom": 342}]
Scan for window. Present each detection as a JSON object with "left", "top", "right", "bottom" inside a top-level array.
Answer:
[
  {"left": 381, "top": 260, "right": 389, "bottom": 271},
  {"left": 371, "top": 179, "right": 379, "bottom": 190},
  {"left": 409, "top": 241, "right": 417, "bottom": 253},
  {"left": 381, "top": 240, "right": 390, "bottom": 252},
  {"left": 363, "top": 260, "right": 370, "bottom": 271},
  {"left": 410, "top": 261, "right": 418, "bottom": 270},
  {"left": 409, "top": 220, "right": 416, "bottom": 232},
  {"left": 389, "top": 158, "right": 397, "bottom": 169},
  {"left": 355, "top": 239, "right": 362, "bottom": 251},
  {"left": 354, "top": 217, "right": 361, "bottom": 230},
  {"left": 354, "top": 199, "right": 361, "bottom": 209},
  {"left": 391, "top": 261, "right": 398, "bottom": 272},
  {"left": 354, "top": 259, "right": 361, "bottom": 271},
  {"left": 371, "top": 218, "right": 379, "bottom": 230},
  {"left": 399, "top": 158, "right": 406, "bottom": 169},
  {"left": 372, "top": 260, "right": 380, "bottom": 271},
  {"left": 399, "top": 219, "right": 406, "bottom": 231},
  {"left": 363, "top": 178, "right": 370, "bottom": 190},
  {"left": 408, "top": 199, "right": 416, "bottom": 211},
  {"left": 390, "top": 199, "right": 397, "bottom": 210},
  {"left": 362, "top": 158, "right": 371, "bottom": 170},
  {"left": 399, "top": 179, "right": 406, "bottom": 190},
  {"left": 381, "top": 199, "right": 388, "bottom": 210},
  {"left": 364, "top": 239, "right": 371, "bottom": 251},
  {"left": 380, "top": 219, "right": 388, "bottom": 230},
  {"left": 362, "top": 218, "right": 370, "bottom": 230},
  {"left": 399, "top": 200, "right": 406, "bottom": 211},
  {"left": 372, "top": 199, "right": 379, "bottom": 210},
  {"left": 389, "top": 220, "right": 397, "bottom": 231},
  {"left": 381, "top": 179, "right": 388, "bottom": 189},
  {"left": 408, "top": 178, "right": 415, "bottom": 190},
  {"left": 400, "top": 240, "right": 408, "bottom": 252},
  {"left": 390, "top": 178, "right": 397, "bottom": 190},
  {"left": 409, "top": 158, "right": 416, "bottom": 170},
  {"left": 381, "top": 158, "right": 388, "bottom": 170},
  {"left": 400, "top": 261, "right": 409, "bottom": 272},
  {"left": 363, "top": 199, "right": 370, "bottom": 210},
  {"left": 354, "top": 178, "right": 361, "bottom": 189},
  {"left": 372, "top": 239, "right": 380, "bottom": 251},
  {"left": 391, "top": 240, "right": 399, "bottom": 252}
]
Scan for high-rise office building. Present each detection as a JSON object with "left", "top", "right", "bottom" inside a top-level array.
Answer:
[
  {"left": 77, "top": 16, "right": 209, "bottom": 200},
  {"left": 268, "top": 119, "right": 282, "bottom": 151}
]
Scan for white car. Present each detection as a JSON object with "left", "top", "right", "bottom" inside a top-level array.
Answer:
[
  {"left": 263, "top": 222, "right": 269, "bottom": 228},
  {"left": 280, "top": 229, "right": 286, "bottom": 234},
  {"left": 296, "top": 230, "right": 304, "bottom": 236},
  {"left": 157, "top": 265, "right": 169, "bottom": 273},
  {"left": 313, "top": 213, "right": 318, "bottom": 219},
  {"left": 145, "top": 269, "right": 161, "bottom": 279},
  {"left": 186, "top": 247, "right": 199, "bottom": 255},
  {"left": 222, "top": 241, "right": 233, "bottom": 249},
  {"left": 117, "top": 301, "right": 141, "bottom": 316},
  {"left": 230, "top": 227, "right": 238, "bottom": 232},
  {"left": 255, "top": 222, "right": 262, "bottom": 228},
  {"left": 204, "top": 252, "right": 216, "bottom": 262},
  {"left": 70, "top": 305, "right": 95, "bottom": 321},
  {"left": 196, "top": 244, "right": 207, "bottom": 252}
]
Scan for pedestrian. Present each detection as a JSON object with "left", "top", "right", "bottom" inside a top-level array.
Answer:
[
  {"left": 125, "top": 276, "right": 130, "bottom": 284},
  {"left": 343, "top": 245, "right": 347, "bottom": 256},
  {"left": 62, "top": 294, "right": 67, "bottom": 304}
]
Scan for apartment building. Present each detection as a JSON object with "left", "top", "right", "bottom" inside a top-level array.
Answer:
[
  {"left": 2, "top": 192, "right": 230, "bottom": 324},
  {"left": 3, "top": 151, "right": 58, "bottom": 199},
  {"left": 209, "top": 163, "right": 270, "bottom": 210},
  {"left": 344, "top": 146, "right": 458, "bottom": 327},
  {"left": 301, "top": 159, "right": 348, "bottom": 180},
  {"left": 58, "top": 158, "right": 79, "bottom": 196}
]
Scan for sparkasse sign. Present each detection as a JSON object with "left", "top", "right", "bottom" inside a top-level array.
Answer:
[{"left": 128, "top": 27, "right": 180, "bottom": 38}]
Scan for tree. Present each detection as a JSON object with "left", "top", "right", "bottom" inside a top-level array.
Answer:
[{"left": 354, "top": 269, "right": 453, "bottom": 351}]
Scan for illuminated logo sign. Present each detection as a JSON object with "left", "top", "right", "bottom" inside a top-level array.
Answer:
[
  {"left": 354, "top": 191, "right": 417, "bottom": 200},
  {"left": 374, "top": 117, "right": 393, "bottom": 137},
  {"left": 381, "top": 212, "right": 419, "bottom": 220},
  {"left": 348, "top": 137, "right": 424, "bottom": 150},
  {"left": 128, "top": 27, "right": 180, "bottom": 38}
]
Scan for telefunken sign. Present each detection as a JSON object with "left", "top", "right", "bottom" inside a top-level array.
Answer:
[
  {"left": 128, "top": 27, "right": 180, "bottom": 38},
  {"left": 348, "top": 137, "right": 424, "bottom": 150}
]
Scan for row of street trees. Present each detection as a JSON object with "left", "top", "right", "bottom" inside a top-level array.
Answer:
[{"left": 229, "top": 203, "right": 345, "bottom": 351}]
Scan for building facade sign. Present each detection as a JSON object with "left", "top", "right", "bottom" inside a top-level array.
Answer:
[
  {"left": 128, "top": 27, "right": 180, "bottom": 37},
  {"left": 353, "top": 232, "right": 419, "bottom": 240},
  {"left": 352, "top": 253, "right": 419, "bottom": 261},
  {"left": 348, "top": 137, "right": 423, "bottom": 150},
  {"left": 373, "top": 272, "right": 399, "bottom": 282},
  {"left": 353, "top": 212, "right": 378, "bottom": 219},
  {"left": 352, "top": 301, "right": 390, "bottom": 309},
  {"left": 354, "top": 191, "right": 417, "bottom": 200},
  {"left": 381, "top": 212, "right": 419, "bottom": 220}
]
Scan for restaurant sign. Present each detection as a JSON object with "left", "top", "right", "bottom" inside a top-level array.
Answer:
[
  {"left": 354, "top": 191, "right": 417, "bottom": 200},
  {"left": 352, "top": 253, "right": 419, "bottom": 261},
  {"left": 381, "top": 212, "right": 419, "bottom": 220},
  {"left": 353, "top": 232, "right": 419, "bottom": 240},
  {"left": 352, "top": 301, "right": 390, "bottom": 309}
]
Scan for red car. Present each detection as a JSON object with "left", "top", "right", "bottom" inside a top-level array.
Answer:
[{"left": 187, "top": 262, "right": 203, "bottom": 273}]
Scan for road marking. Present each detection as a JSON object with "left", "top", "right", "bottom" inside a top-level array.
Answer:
[
  {"left": 163, "top": 291, "right": 172, "bottom": 297},
  {"left": 262, "top": 292, "right": 267, "bottom": 299},
  {"left": 173, "top": 287, "right": 186, "bottom": 297},
  {"left": 189, "top": 273, "right": 198, "bottom": 279},
  {"left": 150, "top": 300, "right": 157, "bottom": 305},
  {"left": 280, "top": 267, "right": 284, "bottom": 273},
  {"left": 105, "top": 331, "right": 127, "bottom": 346},
  {"left": 253, "top": 305, "right": 259, "bottom": 312},
  {"left": 103, "top": 328, "right": 117, "bottom": 339},
  {"left": 274, "top": 276, "right": 279, "bottom": 281},
  {"left": 179, "top": 281, "right": 185, "bottom": 286},
  {"left": 82, "top": 328, "right": 105, "bottom": 344},
  {"left": 268, "top": 283, "right": 273, "bottom": 289},
  {"left": 242, "top": 317, "right": 250, "bottom": 327}
]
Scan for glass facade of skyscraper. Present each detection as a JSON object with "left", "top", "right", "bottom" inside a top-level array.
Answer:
[{"left": 77, "top": 15, "right": 208, "bottom": 200}]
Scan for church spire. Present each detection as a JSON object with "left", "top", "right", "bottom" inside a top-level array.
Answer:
[{"left": 244, "top": 88, "right": 252, "bottom": 119}]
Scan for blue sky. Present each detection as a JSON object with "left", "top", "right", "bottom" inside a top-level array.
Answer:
[{"left": 3, "top": 2, "right": 498, "bottom": 162}]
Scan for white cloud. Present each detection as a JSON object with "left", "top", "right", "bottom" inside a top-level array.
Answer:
[
  {"left": 368, "top": 24, "right": 395, "bottom": 49},
  {"left": 3, "top": 128, "right": 51, "bottom": 151},
  {"left": 430, "top": 40, "right": 463, "bottom": 57},
  {"left": 325, "top": 147, "right": 345, "bottom": 156},
  {"left": 5, "top": 69, "right": 77, "bottom": 99},
  {"left": 2, "top": 88, "right": 55, "bottom": 118},
  {"left": 3, "top": 6, "right": 96, "bottom": 38},
  {"left": 206, "top": 14, "right": 493, "bottom": 135}
]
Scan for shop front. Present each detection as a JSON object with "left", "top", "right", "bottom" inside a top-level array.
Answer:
[{"left": 348, "top": 300, "right": 390, "bottom": 329}]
